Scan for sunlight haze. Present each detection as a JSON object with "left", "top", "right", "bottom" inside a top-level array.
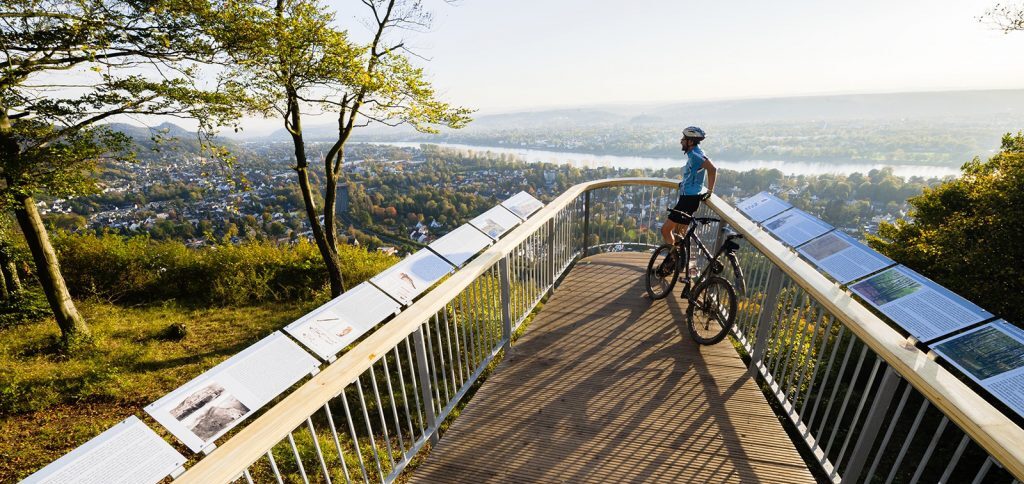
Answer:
[{"left": 326, "top": 0, "right": 1024, "bottom": 113}]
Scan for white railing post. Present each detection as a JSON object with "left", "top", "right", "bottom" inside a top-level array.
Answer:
[
  {"left": 750, "top": 265, "right": 784, "bottom": 371},
  {"left": 499, "top": 256, "right": 513, "bottom": 350},
  {"left": 840, "top": 366, "right": 902, "bottom": 483},
  {"left": 582, "top": 190, "right": 591, "bottom": 257},
  {"left": 411, "top": 327, "right": 439, "bottom": 445},
  {"left": 546, "top": 217, "right": 556, "bottom": 292}
]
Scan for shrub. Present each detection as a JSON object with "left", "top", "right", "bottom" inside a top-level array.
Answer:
[{"left": 53, "top": 233, "right": 397, "bottom": 306}]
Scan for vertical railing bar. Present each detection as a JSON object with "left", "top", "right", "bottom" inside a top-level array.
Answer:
[
  {"left": 390, "top": 347, "right": 416, "bottom": 443},
  {"left": 781, "top": 297, "right": 814, "bottom": 398},
  {"left": 834, "top": 356, "right": 883, "bottom": 470},
  {"left": 266, "top": 450, "right": 285, "bottom": 484},
  {"left": 823, "top": 344, "right": 869, "bottom": 456},
  {"left": 484, "top": 266, "right": 495, "bottom": 352},
  {"left": 403, "top": 336, "right": 425, "bottom": 433},
  {"left": 306, "top": 417, "right": 334, "bottom": 484},
  {"left": 454, "top": 299, "right": 472, "bottom": 384},
  {"left": 469, "top": 276, "right": 482, "bottom": 367},
  {"left": 411, "top": 327, "right": 439, "bottom": 447},
  {"left": 908, "top": 416, "right": 950, "bottom": 484},
  {"left": 865, "top": 382, "right": 912, "bottom": 481},
  {"left": 769, "top": 281, "right": 799, "bottom": 378},
  {"left": 749, "top": 265, "right": 784, "bottom": 368},
  {"left": 884, "top": 399, "right": 931, "bottom": 484},
  {"left": 354, "top": 376, "right": 386, "bottom": 482},
  {"left": 442, "top": 307, "right": 464, "bottom": 388},
  {"left": 422, "top": 316, "right": 442, "bottom": 411},
  {"left": 430, "top": 313, "right": 451, "bottom": 404},
  {"left": 789, "top": 304, "right": 824, "bottom": 405},
  {"left": 287, "top": 431, "right": 310, "bottom": 484},
  {"left": 800, "top": 316, "right": 838, "bottom": 418},
  {"left": 340, "top": 394, "right": 371, "bottom": 484},
  {"left": 806, "top": 325, "right": 848, "bottom": 431},
  {"left": 970, "top": 457, "right": 994, "bottom": 484},
  {"left": 323, "top": 403, "right": 353, "bottom": 484},
  {"left": 938, "top": 434, "right": 971, "bottom": 483},
  {"left": 365, "top": 369, "right": 398, "bottom": 470},
  {"left": 379, "top": 356, "right": 408, "bottom": 457},
  {"left": 243, "top": 469, "right": 255, "bottom": 484},
  {"left": 775, "top": 289, "right": 807, "bottom": 393},
  {"left": 582, "top": 190, "right": 590, "bottom": 256}
]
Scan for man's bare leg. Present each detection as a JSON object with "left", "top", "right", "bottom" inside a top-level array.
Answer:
[{"left": 661, "top": 219, "right": 678, "bottom": 245}]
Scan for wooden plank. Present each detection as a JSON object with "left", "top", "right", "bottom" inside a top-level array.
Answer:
[{"left": 410, "top": 254, "right": 814, "bottom": 483}]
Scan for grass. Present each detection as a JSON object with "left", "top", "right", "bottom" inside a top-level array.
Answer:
[{"left": 0, "top": 298, "right": 323, "bottom": 482}]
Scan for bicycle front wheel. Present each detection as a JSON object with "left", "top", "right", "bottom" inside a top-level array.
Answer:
[
  {"left": 645, "top": 244, "right": 680, "bottom": 300},
  {"left": 686, "top": 276, "right": 737, "bottom": 345}
]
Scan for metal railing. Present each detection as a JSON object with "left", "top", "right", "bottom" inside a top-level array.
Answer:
[{"left": 177, "top": 178, "right": 1024, "bottom": 484}]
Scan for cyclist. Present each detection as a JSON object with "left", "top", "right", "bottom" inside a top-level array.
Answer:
[{"left": 661, "top": 126, "right": 717, "bottom": 246}]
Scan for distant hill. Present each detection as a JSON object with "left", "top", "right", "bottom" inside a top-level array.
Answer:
[{"left": 462, "top": 90, "right": 1024, "bottom": 129}]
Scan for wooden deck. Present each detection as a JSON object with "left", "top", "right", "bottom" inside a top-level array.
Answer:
[{"left": 411, "top": 252, "right": 815, "bottom": 483}]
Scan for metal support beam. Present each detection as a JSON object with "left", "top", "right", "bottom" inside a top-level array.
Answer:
[
  {"left": 411, "top": 327, "right": 439, "bottom": 445},
  {"left": 750, "top": 265, "right": 784, "bottom": 371},
  {"left": 582, "top": 190, "right": 591, "bottom": 257},
  {"left": 499, "top": 256, "right": 513, "bottom": 351},
  {"left": 546, "top": 217, "right": 556, "bottom": 293},
  {"left": 841, "top": 366, "right": 902, "bottom": 483}
]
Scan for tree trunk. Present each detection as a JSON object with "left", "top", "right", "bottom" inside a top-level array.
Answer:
[
  {"left": 13, "top": 193, "right": 90, "bottom": 342},
  {"left": 285, "top": 95, "right": 346, "bottom": 297},
  {"left": 0, "top": 242, "right": 22, "bottom": 295}
]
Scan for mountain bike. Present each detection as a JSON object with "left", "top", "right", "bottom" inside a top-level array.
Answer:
[{"left": 645, "top": 209, "right": 746, "bottom": 345}]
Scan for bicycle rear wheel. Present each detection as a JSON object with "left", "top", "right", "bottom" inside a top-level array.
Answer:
[
  {"left": 645, "top": 244, "right": 680, "bottom": 300},
  {"left": 686, "top": 276, "right": 737, "bottom": 345}
]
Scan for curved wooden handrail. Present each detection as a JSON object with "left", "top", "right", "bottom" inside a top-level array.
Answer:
[{"left": 176, "top": 178, "right": 1024, "bottom": 482}]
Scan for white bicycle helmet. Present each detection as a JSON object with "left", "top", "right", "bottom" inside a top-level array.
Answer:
[{"left": 682, "top": 126, "right": 706, "bottom": 140}]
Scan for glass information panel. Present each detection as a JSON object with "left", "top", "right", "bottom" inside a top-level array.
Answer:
[
  {"left": 501, "top": 191, "right": 544, "bottom": 220},
  {"left": 798, "top": 230, "right": 895, "bottom": 284},
  {"left": 469, "top": 205, "right": 521, "bottom": 241},
  {"left": 145, "top": 332, "right": 320, "bottom": 452},
  {"left": 762, "top": 209, "right": 834, "bottom": 247},
  {"left": 736, "top": 191, "right": 792, "bottom": 222},
  {"left": 370, "top": 249, "right": 455, "bottom": 306},
  {"left": 849, "top": 266, "right": 993, "bottom": 342},
  {"left": 22, "top": 416, "right": 186, "bottom": 484},
  {"left": 428, "top": 224, "right": 493, "bottom": 268},
  {"left": 932, "top": 320, "right": 1024, "bottom": 418},
  {"left": 285, "top": 283, "right": 401, "bottom": 361}
]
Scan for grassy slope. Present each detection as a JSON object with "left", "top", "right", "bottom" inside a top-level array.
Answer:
[{"left": 0, "top": 299, "right": 321, "bottom": 482}]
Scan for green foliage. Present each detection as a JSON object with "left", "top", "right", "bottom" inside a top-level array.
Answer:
[
  {"left": 868, "top": 132, "right": 1024, "bottom": 323},
  {"left": 0, "top": 291, "right": 50, "bottom": 330},
  {"left": 52, "top": 233, "right": 397, "bottom": 305}
]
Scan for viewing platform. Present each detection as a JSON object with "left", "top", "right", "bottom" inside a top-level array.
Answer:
[
  {"left": 28, "top": 179, "right": 1024, "bottom": 484},
  {"left": 411, "top": 252, "right": 814, "bottom": 483}
]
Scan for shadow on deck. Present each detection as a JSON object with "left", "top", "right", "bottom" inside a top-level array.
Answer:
[{"left": 410, "top": 252, "right": 815, "bottom": 483}]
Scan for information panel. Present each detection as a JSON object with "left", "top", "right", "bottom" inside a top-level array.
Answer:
[
  {"left": 285, "top": 283, "right": 401, "bottom": 361},
  {"left": 798, "top": 231, "right": 895, "bottom": 284},
  {"left": 428, "top": 224, "right": 492, "bottom": 267},
  {"left": 370, "top": 249, "right": 455, "bottom": 306},
  {"left": 469, "top": 205, "right": 521, "bottom": 241},
  {"left": 849, "top": 266, "right": 993, "bottom": 342},
  {"left": 762, "top": 209, "right": 834, "bottom": 247},
  {"left": 736, "top": 191, "right": 792, "bottom": 222},
  {"left": 932, "top": 320, "right": 1024, "bottom": 418},
  {"left": 145, "top": 332, "right": 320, "bottom": 452},
  {"left": 22, "top": 416, "right": 186, "bottom": 484},
  {"left": 501, "top": 191, "right": 544, "bottom": 220}
]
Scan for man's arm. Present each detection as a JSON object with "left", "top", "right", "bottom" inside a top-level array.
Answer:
[{"left": 702, "top": 158, "right": 717, "bottom": 194}]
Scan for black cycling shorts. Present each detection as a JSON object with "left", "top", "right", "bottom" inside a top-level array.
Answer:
[{"left": 668, "top": 195, "right": 702, "bottom": 224}]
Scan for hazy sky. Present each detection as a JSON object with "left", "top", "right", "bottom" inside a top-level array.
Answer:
[{"left": 326, "top": 0, "right": 1024, "bottom": 114}]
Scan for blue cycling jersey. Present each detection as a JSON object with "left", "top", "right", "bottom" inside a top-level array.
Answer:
[{"left": 679, "top": 145, "right": 708, "bottom": 196}]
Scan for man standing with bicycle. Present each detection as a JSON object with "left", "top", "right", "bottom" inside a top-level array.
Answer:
[{"left": 661, "top": 126, "right": 717, "bottom": 245}]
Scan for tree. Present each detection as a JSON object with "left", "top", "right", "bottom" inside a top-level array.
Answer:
[
  {"left": 1, "top": 0, "right": 239, "bottom": 346},
  {"left": 217, "top": 0, "right": 470, "bottom": 297},
  {"left": 868, "top": 133, "right": 1024, "bottom": 323},
  {"left": 980, "top": 2, "right": 1024, "bottom": 32}
]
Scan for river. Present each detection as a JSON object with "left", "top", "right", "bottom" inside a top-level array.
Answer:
[{"left": 369, "top": 142, "right": 961, "bottom": 179}]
